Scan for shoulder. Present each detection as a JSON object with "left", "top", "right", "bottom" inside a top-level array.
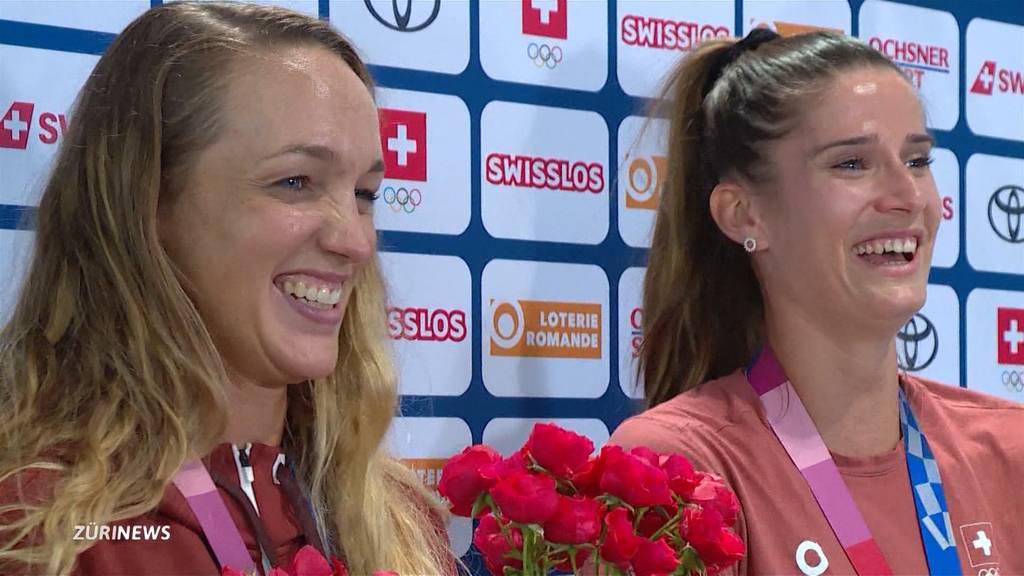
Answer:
[
  {"left": 907, "top": 374, "right": 1024, "bottom": 416},
  {"left": 906, "top": 374, "right": 1024, "bottom": 455},
  {"left": 610, "top": 370, "right": 761, "bottom": 462}
]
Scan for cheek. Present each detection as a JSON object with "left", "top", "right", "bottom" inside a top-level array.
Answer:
[{"left": 363, "top": 214, "right": 378, "bottom": 252}]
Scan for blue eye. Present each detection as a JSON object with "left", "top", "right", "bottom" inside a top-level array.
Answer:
[{"left": 276, "top": 176, "right": 309, "bottom": 191}]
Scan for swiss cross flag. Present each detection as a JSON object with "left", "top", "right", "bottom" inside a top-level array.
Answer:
[
  {"left": 378, "top": 108, "right": 427, "bottom": 182},
  {"left": 0, "top": 101, "right": 35, "bottom": 150},
  {"left": 970, "top": 61, "right": 997, "bottom": 95},
  {"left": 522, "top": 0, "right": 567, "bottom": 40},
  {"left": 997, "top": 307, "right": 1024, "bottom": 365}
]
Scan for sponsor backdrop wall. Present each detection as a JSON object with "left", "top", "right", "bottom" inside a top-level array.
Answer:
[{"left": 1, "top": 0, "right": 1022, "bottom": 569}]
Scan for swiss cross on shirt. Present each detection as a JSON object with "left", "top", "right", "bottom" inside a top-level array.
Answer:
[{"left": 960, "top": 522, "right": 999, "bottom": 569}]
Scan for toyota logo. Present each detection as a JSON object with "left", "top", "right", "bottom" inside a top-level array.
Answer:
[
  {"left": 896, "top": 313, "right": 938, "bottom": 372},
  {"left": 364, "top": 0, "right": 440, "bottom": 32},
  {"left": 988, "top": 184, "right": 1024, "bottom": 243}
]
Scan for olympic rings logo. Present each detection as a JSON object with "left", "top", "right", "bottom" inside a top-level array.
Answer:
[
  {"left": 528, "top": 42, "right": 563, "bottom": 69},
  {"left": 383, "top": 186, "right": 422, "bottom": 213},
  {"left": 1003, "top": 369, "right": 1024, "bottom": 393},
  {"left": 978, "top": 568, "right": 999, "bottom": 576}
]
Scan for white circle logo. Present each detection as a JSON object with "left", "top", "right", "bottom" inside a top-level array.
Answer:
[{"left": 796, "top": 540, "right": 829, "bottom": 576}]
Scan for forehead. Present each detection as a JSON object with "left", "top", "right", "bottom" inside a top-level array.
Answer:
[
  {"left": 794, "top": 67, "right": 926, "bottom": 145},
  {"left": 216, "top": 45, "right": 379, "bottom": 159}
]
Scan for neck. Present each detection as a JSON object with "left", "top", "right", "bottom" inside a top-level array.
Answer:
[
  {"left": 220, "top": 370, "right": 289, "bottom": 447},
  {"left": 763, "top": 302, "right": 902, "bottom": 458}
]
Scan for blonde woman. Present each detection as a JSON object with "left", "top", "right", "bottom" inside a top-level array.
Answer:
[
  {"left": 612, "top": 30, "right": 1023, "bottom": 574},
  {"left": 0, "top": 3, "right": 456, "bottom": 574}
]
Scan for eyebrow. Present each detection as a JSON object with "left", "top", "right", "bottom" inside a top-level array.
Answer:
[
  {"left": 812, "top": 133, "right": 934, "bottom": 157},
  {"left": 262, "top": 144, "right": 386, "bottom": 174}
]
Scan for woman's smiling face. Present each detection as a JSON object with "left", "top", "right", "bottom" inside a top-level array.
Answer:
[{"left": 159, "top": 45, "right": 384, "bottom": 388}]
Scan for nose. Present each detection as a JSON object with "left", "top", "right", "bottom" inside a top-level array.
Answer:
[
  {"left": 317, "top": 192, "right": 375, "bottom": 265},
  {"left": 874, "top": 156, "right": 930, "bottom": 215}
]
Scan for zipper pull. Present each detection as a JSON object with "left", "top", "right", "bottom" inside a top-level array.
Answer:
[{"left": 238, "top": 443, "right": 255, "bottom": 484}]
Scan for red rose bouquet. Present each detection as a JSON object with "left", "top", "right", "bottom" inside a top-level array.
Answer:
[{"left": 439, "top": 423, "right": 744, "bottom": 576}]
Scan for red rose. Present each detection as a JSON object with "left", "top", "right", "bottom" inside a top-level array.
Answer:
[
  {"left": 684, "top": 505, "right": 725, "bottom": 556},
  {"left": 629, "top": 446, "right": 661, "bottom": 468},
  {"left": 552, "top": 546, "right": 593, "bottom": 572},
  {"left": 598, "top": 446, "right": 674, "bottom": 508},
  {"left": 541, "top": 495, "right": 602, "bottom": 545},
  {"left": 704, "top": 528, "right": 745, "bottom": 575},
  {"left": 287, "top": 545, "right": 334, "bottom": 576},
  {"left": 631, "top": 537, "right": 680, "bottom": 576},
  {"left": 490, "top": 471, "right": 559, "bottom": 524},
  {"left": 268, "top": 569, "right": 290, "bottom": 576},
  {"left": 599, "top": 507, "right": 641, "bottom": 567},
  {"left": 221, "top": 569, "right": 247, "bottom": 576},
  {"left": 661, "top": 454, "right": 699, "bottom": 500},
  {"left": 479, "top": 450, "right": 529, "bottom": 484},
  {"left": 635, "top": 509, "right": 669, "bottom": 539},
  {"left": 691, "top": 473, "right": 740, "bottom": 526},
  {"left": 438, "top": 445, "right": 502, "bottom": 517},
  {"left": 524, "top": 423, "right": 594, "bottom": 478},
  {"left": 473, "top": 513, "right": 523, "bottom": 576},
  {"left": 571, "top": 453, "right": 604, "bottom": 497}
]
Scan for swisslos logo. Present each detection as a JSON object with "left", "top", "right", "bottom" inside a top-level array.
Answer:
[
  {"left": 1, "top": 101, "right": 67, "bottom": 149},
  {"left": 997, "top": 307, "right": 1024, "bottom": 365},
  {"left": 624, "top": 154, "right": 665, "bottom": 210},
  {"left": 868, "top": 37, "right": 950, "bottom": 89},
  {"left": 485, "top": 152, "right": 604, "bottom": 193},
  {"left": 490, "top": 299, "right": 601, "bottom": 359},
  {"left": 387, "top": 306, "right": 467, "bottom": 343},
  {"left": 971, "top": 61, "right": 1024, "bottom": 96},
  {"left": 379, "top": 108, "right": 427, "bottom": 181},
  {"left": 621, "top": 15, "right": 728, "bottom": 51},
  {"left": 522, "top": 0, "right": 566, "bottom": 39}
]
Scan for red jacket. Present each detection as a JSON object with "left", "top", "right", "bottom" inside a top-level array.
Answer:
[{"left": 3, "top": 443, "right": 451, "bottom": 575}]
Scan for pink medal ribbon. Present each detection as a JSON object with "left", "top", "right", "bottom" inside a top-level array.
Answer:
[
  {"left": 172, "top": 459, "right": 257, "bottom": 573},
  {"left": 747, "top": 343, "right": 892, "bottom": 575}
]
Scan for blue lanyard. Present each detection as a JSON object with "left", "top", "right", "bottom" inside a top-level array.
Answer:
[{"left": 899, "top": 387, "right": 963, "bottom": 575}]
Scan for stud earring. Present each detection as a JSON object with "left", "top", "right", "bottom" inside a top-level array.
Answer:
[{"left": 743, "top": 237, "right": 757, "bottom": 252}]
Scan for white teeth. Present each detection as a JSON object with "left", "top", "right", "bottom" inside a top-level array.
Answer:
[
  {"left": 279, "top": 279, "right": 343, "bottom": 306},
  {"left": 854, "top": 237, "right": 918, "bottom": 256}
]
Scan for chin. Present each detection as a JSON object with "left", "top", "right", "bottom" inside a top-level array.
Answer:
[{"left": 275, "top": 348, "right": 340, "bottom": 383}]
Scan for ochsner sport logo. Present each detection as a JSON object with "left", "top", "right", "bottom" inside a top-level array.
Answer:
[
  {"left": 490, "top": 299, "right": 601, "bottom": 359},
  {"left": 485, "top": 152, "right": 604, "bottom": 193}
]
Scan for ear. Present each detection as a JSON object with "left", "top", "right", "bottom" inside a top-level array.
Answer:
[{"left": 708, "top": 179, "right": 768, "bottom": 250}]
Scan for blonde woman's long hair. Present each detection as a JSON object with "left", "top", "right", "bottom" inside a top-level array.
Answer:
[{"left": 0, "top": 3, "right": 450, "bottom": 574}]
